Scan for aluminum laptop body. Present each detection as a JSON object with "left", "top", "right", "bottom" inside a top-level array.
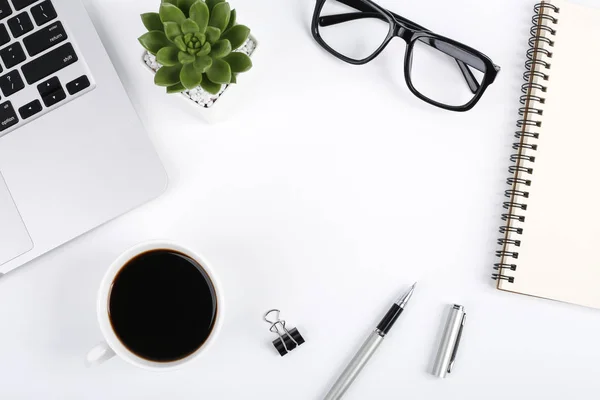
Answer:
[{"left": 0, "top": 0, "right": 167, "bottom": 274}]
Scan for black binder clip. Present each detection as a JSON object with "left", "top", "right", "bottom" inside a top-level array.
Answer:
[{"left": 264, "top": 309, "right": 305, "bottom": 356}]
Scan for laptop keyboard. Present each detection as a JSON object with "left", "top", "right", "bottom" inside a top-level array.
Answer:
[{"left": 0, "top": 0, "right": 94, "bottom": 138}]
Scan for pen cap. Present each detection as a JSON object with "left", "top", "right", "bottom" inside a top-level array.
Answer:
[{"left": 432, "top": 304, "right": 466, "bottom": 379}]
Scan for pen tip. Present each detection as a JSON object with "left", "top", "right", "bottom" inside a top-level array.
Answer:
[{"left": 396, "top": 282, "right": 417, "bottom": 307}]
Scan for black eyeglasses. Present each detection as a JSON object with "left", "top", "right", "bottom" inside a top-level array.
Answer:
[{"left": 311, "top": 0, "right": 501, "bottom": 111}]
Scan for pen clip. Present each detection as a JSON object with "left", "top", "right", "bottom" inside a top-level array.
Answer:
[{"left": 447, "top": 312, "right": 466, "bottom": 374}]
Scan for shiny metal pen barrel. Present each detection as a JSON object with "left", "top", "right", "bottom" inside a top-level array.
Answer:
[
  {"left": 323, "top": 330, "right": 384, "bottom": 400},
  {"left": 323, "top": 283, "right": 416, "bottom": 400}
]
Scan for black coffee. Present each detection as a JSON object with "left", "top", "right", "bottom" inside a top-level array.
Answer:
[{"left": 108, "top": 249, "right": 217, "bottom": 362}]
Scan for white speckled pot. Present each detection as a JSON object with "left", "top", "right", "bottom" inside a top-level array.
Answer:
[{"left": 143, "top": 36, "right": 257, "bottom": 123}]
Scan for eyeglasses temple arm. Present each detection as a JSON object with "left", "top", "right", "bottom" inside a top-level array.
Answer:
[
  {"left": 334, "top": 0, "right": 428, "bottom": 31},
  {"left": 318, "top": 12, "right": 385, "bottom": 27},
  {"left": 334, "top": 0, "right": 378, "bottom": 13}
]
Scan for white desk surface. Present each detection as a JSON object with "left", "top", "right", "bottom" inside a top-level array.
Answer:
[{"left": 1, "top": 0, "right": 599, "bottom": 398}]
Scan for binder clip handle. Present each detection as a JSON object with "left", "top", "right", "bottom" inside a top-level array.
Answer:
[{"left": 264, "top": 309, "right": 305, "bottom": 356}]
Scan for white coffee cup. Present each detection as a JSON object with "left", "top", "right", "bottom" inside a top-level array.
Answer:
[{"left": 85, "top": 241, "right": 223, "bottom": 370}]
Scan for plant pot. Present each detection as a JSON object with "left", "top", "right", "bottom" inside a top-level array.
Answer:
[{"left": 143, "top": 36, "right": 258, "bottom": 123}]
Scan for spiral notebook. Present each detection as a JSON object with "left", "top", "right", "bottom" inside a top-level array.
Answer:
[{"left": 494, "top": 0, "right": 600, "bottom": 309}]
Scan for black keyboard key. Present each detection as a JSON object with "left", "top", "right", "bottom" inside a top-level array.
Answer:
[
  {"left": 23, "top": 21, "right": 66, "bottom": 56},
  {"left": 41, "top": 86, "right": 65, "bottom": 107},
  {"left": 0, "top": 42, "right": 26, "bottom": 69},
  {"left": 11, "top": 0, "right": 38, "bottom": 10},
  {"left": 66, "top": 75, "right": 89, "bottom": 95},
  {"left": 0, "top": 101, "right": 18, "bottom": 131},
  {"left": 18, "top": 99, "right": 41, "bottom": 119},
  {"left": 0, "top": 70, "right": 24, "bottom": 97},
  {"left": 8, "top": 12, "right": 33, "bottom": 38},
  {"left": 37, "top": 76, "right": 59, "bottom": 96},
  {"left": 22, "top": 43, "right": 77, "bottom": 84},
  {"left": 31, "top": 0, "right": 55, "bottom": 26},
  {"left": 0, "top": 0, "right": 12, "bottom": 21},
  {"left": 0, "top": 24, "right": 9, "bottom": 47}
]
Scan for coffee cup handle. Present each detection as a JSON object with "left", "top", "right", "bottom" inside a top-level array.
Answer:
[{"left": 85, "top": 341, "right": 116, "bottom": 367}]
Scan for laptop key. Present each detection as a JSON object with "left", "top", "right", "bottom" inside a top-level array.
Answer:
[
  {"left": 37, "top": 76, "right": 59, "bottom": 97},
  {"left": 31, "top": 0, "right": 55, "bottom": 26},
  {"left": 0, "top": 0, "right": 12, "bottom": 21},
  {"left": 23, "top": 21, "right": 66, "bottom": 56},
  {"left": 66, "top": 75, "right": 89, "bottom": 95},
  {"left": 11, "top": 0, "right": 38, "bottom": 11},
  {"left": 7, "top": 12, "right": 33, "bottom": 38},
  {"left": 18, "top": 99, "right": 41, "bottom": 119},
  {"left": 0, "top": 101, "right": 18, "bottom": 131},
  {"left": 0, "top": 24, "right": 9, "bottom": 47},
  {"left": 42, "top": 86, "right": 65, "bottom": 107},
  {"left": 0, "top": 42, "right": 26, "bottom": 69},
  {"left": 0, "top": 70, "right": 25, "bottom": 97},
  {"left": 22, "top": 42, "right": 77, "bottom": 84}
]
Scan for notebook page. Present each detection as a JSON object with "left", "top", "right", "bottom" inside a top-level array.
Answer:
[{"left": 497, "top": 0, "right": 600, "bottom": 308}]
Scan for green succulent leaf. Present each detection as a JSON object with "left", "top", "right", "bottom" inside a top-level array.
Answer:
[
  {"left": 189, "top": 1, "right": 209, "bottom": 33},
  {"left": 211, "top": 39, "right": 231, "bottom": 58},
  {"left": 156, "top": 47, "right": 180, "bottom": 66},
  {"left": 159, "top": 3, "right": 185, "bottom": 24},
  {"left": 138, "top": 31, "right": 173, "bottom": 55},
  {"left": 177, "top": 0, "right": 196, "bottom": 16},
  {"left": 205, "top": 26, "right": 221, "bottom": 44},
  {"left": 209, "top": 2, "right": 230, "bottom": 32},
  {"left": 206, "top": 58, "right": 231, "bottom": 84},
  {"left": 164, "top": 21, "right": 183, "bottom": 41},
  {"left": 200, "top": 74, "right": 222, "bottom": 94},
  {"left": 173, "top": 36, "right": 187, "bottom": 51},
  {"left": 206, "top": 0, "right": 225, "bottom": 12},
  {"left": 149, "top": 0, "right": 251, "bottom": 93},
  {"left": 224, "top": 9, "right": 236, "bottom": 33},
  {"left": 221, "top": 24, "right": 249, "bottom": 50},
  {"left": 178, "top": 51, "right": 195, "bottom": 64},
  {"left": 155, "top": 64, "right": 183, "bottom": 86},
  {"left": 180, "top": 62, "right": 204, "bottom": 89},
  {"left": 223, "top": 52, "right": 252, "bottom": 72},
  {"left": 196, "top": 42, "right": 211, "bottom": 56},
  {"left": 194, "top": 55, "right": 213, "bottom": 73},
  {"left": 167, "top": 82, "right": 187, "bottom": 93},
  {"left": 182, "top": 18, "right": 200, "bottom": 34},
  {"left": 141, "top": 13, "right": 163, "bottom": 32}
]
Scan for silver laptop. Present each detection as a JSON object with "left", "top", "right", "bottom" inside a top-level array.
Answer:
[{"left": 0, "top": 0, "right": 167, "bottom": 274}]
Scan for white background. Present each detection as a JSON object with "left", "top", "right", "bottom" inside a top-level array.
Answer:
[{"left": 1, "top": 0, "right": 599, "bottom": 398}]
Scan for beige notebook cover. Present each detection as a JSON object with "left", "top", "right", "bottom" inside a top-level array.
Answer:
[{"left": 495, "top": 0, "right": 600, "bottom": 308}]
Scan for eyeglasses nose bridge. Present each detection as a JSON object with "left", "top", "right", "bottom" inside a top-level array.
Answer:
[{"left": 394, "top": 25, "right": 414, "bottom": 42}]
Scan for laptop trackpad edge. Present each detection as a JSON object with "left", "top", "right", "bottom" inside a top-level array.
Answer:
[{"left": 0, "top": 172, "right": 33, "bottom": 266}]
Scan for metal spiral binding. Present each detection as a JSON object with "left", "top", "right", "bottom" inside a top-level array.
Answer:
[{"left": 493, "top": 2, "right": 559, "bottom": 283}]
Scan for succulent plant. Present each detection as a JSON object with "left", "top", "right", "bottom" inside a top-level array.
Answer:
[{"left": 138, "top": 0, "right": 252, "bottom": 94}]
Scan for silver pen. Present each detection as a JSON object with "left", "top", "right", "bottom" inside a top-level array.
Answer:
[{"left": 323, "top": 283, "right": 417, "bottom": 400}]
